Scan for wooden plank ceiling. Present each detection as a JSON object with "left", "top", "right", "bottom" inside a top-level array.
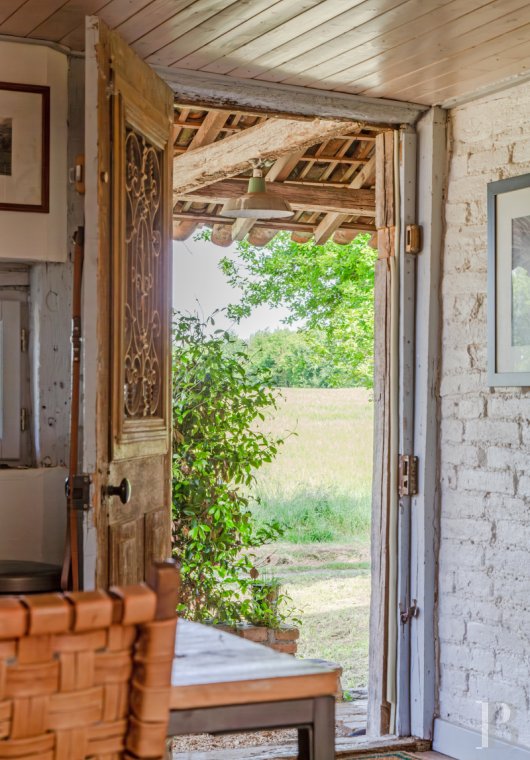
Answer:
[
  {"left": 172, "top": 107, "right": 378, "bottom": 247},
  {"left": 2, "top": 0, "right": 530, "bottom": 107}
]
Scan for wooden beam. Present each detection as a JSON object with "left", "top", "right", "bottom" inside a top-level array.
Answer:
[
  {"left": 186, "top": 109, "right": 231, "bottom": 150},
  {"left": 173, "top": 111, "right": 231, "bottom": 247},
  {"left": 174, "top": 118, "right": 254, "bottom": 134},
  {"left": 180, "top": 179, "right": 375, "bottom": 216},
  {"left": 158, "top": 66, "right": 427, "bottom": 126},
  {"left": 174, "top": 117, "right": 377, "bottom": 142},
  {"left": 173, "top": 117, "right": 360, "bottom": 195},
  {"left": 230, "top": 217, "right": 256, "bottom": 243},
  {"left": 313, "top": 155, "right": 377, "bottom": 244},
  {"left": 172, "top": 211, "right": 374, "bottom": 234},
  {"left": 173, "top": 145, "right": 375, "bottom": 162}
]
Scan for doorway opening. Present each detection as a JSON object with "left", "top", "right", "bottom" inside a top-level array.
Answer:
[{"left": 171, "top": 105, "right": 402, "bottom": 754}]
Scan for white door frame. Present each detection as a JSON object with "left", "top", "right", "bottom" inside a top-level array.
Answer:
[{"left": 409, "top": 106, "right": 447, "bottom": 740}]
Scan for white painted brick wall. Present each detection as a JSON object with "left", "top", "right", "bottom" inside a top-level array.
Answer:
[{"left": 439, "top": 80, "right": 530, "bottom": 748}]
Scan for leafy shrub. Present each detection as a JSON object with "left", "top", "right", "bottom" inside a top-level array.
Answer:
[{"left": 171, "top": 312, "right": 293, "bottom": 625}]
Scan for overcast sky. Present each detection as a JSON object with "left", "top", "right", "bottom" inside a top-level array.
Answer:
[{"left": 172, "top": 237, "right": 293, "bottom": 339}]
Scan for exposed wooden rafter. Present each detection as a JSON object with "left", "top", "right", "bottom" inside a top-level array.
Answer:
[
  {"left": 173, "top": 117, "right": 359, "bottom": 196},
  {"left": 173, "top": 120, "right": 377, "bottom": 144},
  {"left": 180, "top": 179, "right": 375, "bottom": 217},
  {"left": 186, "top": 109, "right": 231, "bottom": 149},
  {"left": 172, "top": 109, "right": 232, "bottom": 241},
  {"left": 172, "top": 211, "right": 375, "bottom": 234},
  {"left": 313, "top": 155, "right": 377, "bottom": 245}
]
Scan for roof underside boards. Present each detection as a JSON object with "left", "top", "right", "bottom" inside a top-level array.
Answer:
[
  {"left": 172, "top": 106, "right": 378, "bottom": 247},
  {"left": 2, "top": 0, "right": 530, "bottom": 108}
]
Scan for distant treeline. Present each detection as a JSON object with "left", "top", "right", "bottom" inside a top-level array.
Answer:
[{"left": 239, "top": 328, "right": 368, "bottom": 389}]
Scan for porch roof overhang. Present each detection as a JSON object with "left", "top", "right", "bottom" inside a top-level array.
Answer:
[
  {"left": 3, "top": 1, "right": 530, "bottom": 245},
  {"left": 1, "top": 0, "right": 530, "bottom": 111},
  {"left": 171, "top": 106, "right": 380, "bottom": 247}
]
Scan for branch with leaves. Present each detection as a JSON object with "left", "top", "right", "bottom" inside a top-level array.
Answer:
[{"left": 172, "top": 312, "right": 297, "bottom": 626}]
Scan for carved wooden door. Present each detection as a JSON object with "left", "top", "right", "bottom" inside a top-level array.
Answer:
[{"left": 84, "top": 17, "right": 174, "bottom": 587}]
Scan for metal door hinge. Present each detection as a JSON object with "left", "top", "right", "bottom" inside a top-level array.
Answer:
[
  {"left": 65, "top": 475, "right": 91, "bottom": 511},
  {"left": 398, "top": 454, "right": 418, "bottom": 497},
  {"left": 20, "top": 328, "right": 28, "bottom": 353},
  {"left": 400, "top": 599, "right": 419, "bottom": 625},
  {"left": 20, "top": 408, "right": 28, "bottom": 432},
  {"left": 405, "top": 224, "right": 422, "bottom": 254},
  {"left": 74, "top": 154, "right": 85, "bottom": 195}
]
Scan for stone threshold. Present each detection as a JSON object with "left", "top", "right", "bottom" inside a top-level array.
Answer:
[{"left": 173, "top": 735, "right": 431, "bottom": 759}]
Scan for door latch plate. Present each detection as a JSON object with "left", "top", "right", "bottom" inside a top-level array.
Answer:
[
  {"left": 65, "top": 475, "right": 91, "bottom": 511},
  {"left": 398, "top": 454, "right": 418, "bottom": 497}
]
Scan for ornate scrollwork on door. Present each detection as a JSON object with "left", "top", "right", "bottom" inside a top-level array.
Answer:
[{"left": 123, "top": 127, "right": 163, "bottom": 419}]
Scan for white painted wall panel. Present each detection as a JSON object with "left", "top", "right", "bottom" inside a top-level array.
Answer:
[
  {"left": 0, "top": 467, "right": 66, "bottom": 564},
  {"left": 0, "top": 41, "right": 67, "bottom": 263}
]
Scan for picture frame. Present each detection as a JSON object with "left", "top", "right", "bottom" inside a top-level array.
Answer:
[
  {"left": 488, "top": 172, "right": 530, "bottom": 386},
  {"left": 0, "top": 82, "right": 50, "bottom": 213}
]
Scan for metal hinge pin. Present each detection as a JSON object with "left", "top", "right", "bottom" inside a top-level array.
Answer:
[{"left": 400, "top": 600, "right": 419, "bottom": 625}]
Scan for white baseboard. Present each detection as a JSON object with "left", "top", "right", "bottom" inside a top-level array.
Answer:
[{"left": 433, "top": 719, "right": 530, "bottom": 760}]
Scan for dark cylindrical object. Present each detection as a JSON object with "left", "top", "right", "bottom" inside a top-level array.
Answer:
[{"left": 0, "top": 560, "right": 62, "bottom": 594}]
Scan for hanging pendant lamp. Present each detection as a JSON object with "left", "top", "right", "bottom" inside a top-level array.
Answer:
[{"left": 220, "top": 167, "right": 294, "bottom": 219}]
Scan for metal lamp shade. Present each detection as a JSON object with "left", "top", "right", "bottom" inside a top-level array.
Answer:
[{"left": 220, "top": 172, "right": 294, "bottom": 219}]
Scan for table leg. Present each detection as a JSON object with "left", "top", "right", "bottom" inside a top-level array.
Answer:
[
  {"left": 312, "top": 696, "right": 335, "bottom": 760},
  {"left": 298, "top": 727, "right": 311, "bottom": 759}
]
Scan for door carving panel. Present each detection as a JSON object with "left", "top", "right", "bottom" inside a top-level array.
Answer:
[{"left": 86, "top": 18, "right": 173, "bottom": 587}]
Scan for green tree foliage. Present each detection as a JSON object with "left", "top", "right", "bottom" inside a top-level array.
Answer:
[
  {"left": 214, "top": 231, "right": 377, "bottom": 388},
  {"left": 246, "top": 328, "right": 353, "bottom": 388},
  {"left": 171, "top": 312, "right": 289, "bottom": 625}
]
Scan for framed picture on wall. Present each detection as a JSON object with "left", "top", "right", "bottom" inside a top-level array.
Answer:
[
  {"left": 488, "top": 172, "right": 530, "bottom": 385},
  {"left": 0, "top": 82, "right": 50, "bottom": 213}
]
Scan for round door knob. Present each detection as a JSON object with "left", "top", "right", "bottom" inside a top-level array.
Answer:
[{"left": 104, "top": 478, "right": 132, "bottom": 504}]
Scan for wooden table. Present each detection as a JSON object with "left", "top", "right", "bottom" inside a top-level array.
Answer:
[{"left": 169, "top": 620, "right": 337, "bottom": 759}]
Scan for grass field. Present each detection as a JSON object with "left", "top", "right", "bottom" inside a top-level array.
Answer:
[
  {"left": 250, "top": 388, "right": 374, "bottom": 689},
  {"left": 251, "top": 387, "right": 373, "bottom": 543}
]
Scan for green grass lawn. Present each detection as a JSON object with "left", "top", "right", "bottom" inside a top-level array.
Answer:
[
  {"left": 283, "top": 567, "right": 370, "bottom": 689},
  {"left": 255, "top": 542, "right": 372, "bottom": 689},
  {"left": 251, "top": 387, "right": 373, "bottom": 543},
  {"left": 250, "top": 387, "right": 374, "bottom": 689}
]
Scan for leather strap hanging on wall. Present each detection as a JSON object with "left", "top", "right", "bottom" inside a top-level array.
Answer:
[{"left": 61, "top": 226, "right": 84, "bottom": 591}]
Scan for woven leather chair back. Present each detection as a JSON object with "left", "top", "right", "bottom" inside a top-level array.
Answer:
[{"left": 0, "top": 561, "right": 178, "bottom": 760}]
